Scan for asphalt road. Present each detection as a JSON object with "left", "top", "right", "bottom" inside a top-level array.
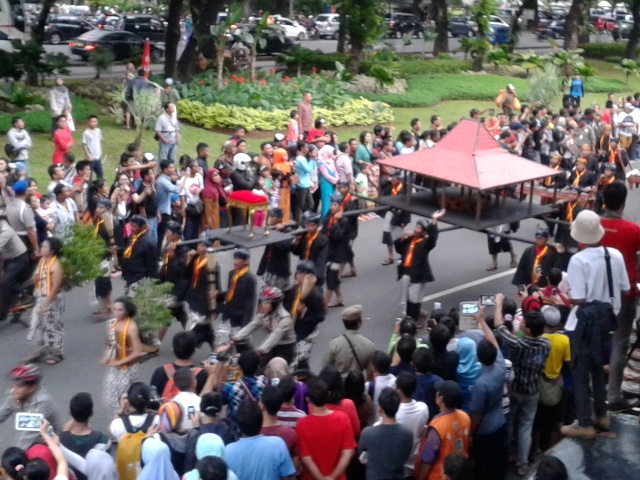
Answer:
[
  {"left": 1, "top": 183, "right": 640, "bottom": 443},
  {"left": 46, "top": 31, "right": 616, "bottom": 79}
]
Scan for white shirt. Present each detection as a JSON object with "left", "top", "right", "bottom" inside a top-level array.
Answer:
[
  {"left": 182, "top": 173, "right": 204, "bottom": 204},
  {"left": 565, "top": 245, "right": 630, "bottom": 331},
  {"left": 366, "top": 373, "right": 396, "bottom": 424},
  {"left": 400, "top": 147, "right": 415, "bottom": 155},
  {"left": 173, "top": 391, "right": 201, "bottom": 431},
  {"left": 155, "top": 112, "right": 179, "bottom": 144},
  {"left": 395, "top": 401, "right": 429, "bottom": 475},
  {"left": 82, "top": 128, "right": 103, "bottom": 160},
  {"left": 51, "top": 198, "right": 77, "bottom": 237},
  {"left": 110, "top": 413, "right": 160, "bottom": 442}
]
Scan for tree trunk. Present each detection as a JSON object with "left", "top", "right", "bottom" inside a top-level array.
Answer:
[
  {"left": 164, "top": 0, "right": 183, "bottom": 79},
  {"left": 216, "top": 51, "right": 224, "bottom": 89},
  {"left": 431, "top": 0, "right": 449, "bottom": 55},
  {"left": 625, "top": 0, "right": 640, "bottom": 59},
  {"left": 243, "top": 0, "right": 254, "bottom": 20},
  {"left": 250, "top": 46, "right": 257, "bottom": 82},
  {"left": 27, "top": 0, "right": 55, "bottom": 85},
  {"left": 508, "top": 5, "right": 524, "bottom": 51},
  {"left": 337, "top": 10, "right": 347, "bottom": 53},
  {"left": 564, "top": 0, "right": 587, "bottom": 50},
  {"left": 347, "top": 43, "right": 363, "bottom": 72}
]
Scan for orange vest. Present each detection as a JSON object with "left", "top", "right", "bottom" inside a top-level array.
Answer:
[{"left": 416, "top": 410, "right": 470, "bottom": 480}]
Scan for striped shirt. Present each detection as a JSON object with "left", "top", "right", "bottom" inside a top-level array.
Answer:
[
  {"left": 277, "top": 405, "right": 307, "bottom": 428},
  {"left": 496, "top": 326, "right": 550, "bottom": 395}
]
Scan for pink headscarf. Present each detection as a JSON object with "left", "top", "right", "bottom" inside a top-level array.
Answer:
[{"left": 319, "top": 145, "right": 335, "bottom": 162}]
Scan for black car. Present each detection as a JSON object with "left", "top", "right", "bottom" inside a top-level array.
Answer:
[
  {"left": 384, "top": 13, "right": 427, "bottom": 38},
  {"left": 538, "top": 20, "right": 565, "bottom": 40},
  {"left": 70, "top": 29, "right": 164, "bottom": 61},
  {"left": 44, "top": 16, "right": 93, "bottom": 44},
  {"left": 228, "top": 24, "right": 293, "bottom": 55},
  {"left": 122, "top": 14, "right": 166, "bottom": 43},
  {"left": 613, "top": 20, "right": 633, "bottom": 41},
  {"left": 449, "top": 16, "right": 476, "bottom": 38}
]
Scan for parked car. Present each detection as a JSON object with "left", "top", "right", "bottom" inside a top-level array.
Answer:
[
  {"left": 538, "top": 19, "right": 565, "bottom": 40},
  {"left": 384, "top": 12, "right": 426, "bottom": 38},
  {"left": 227, "top": 24, "right": 293, "bottom": 55},
  {"left": 44, "top": 15, "right": 93, "bottom": 44},
  {"left": 592, "top": 16, "right": 615, "bottom": 32},
  {"left": 449, "top": 16, "right": 475, "bottom": 38},
  {"left": 487, "top": 15, "right": 510, "bottom": 27},
  {"left": 612, "top": 19, "right": 633, "bottom": 41},
  {"left": 122, "top": 14, "right": 166, "bottom": 42},
  {"left": 487, "top": 24, "right": 510, "bottom": 45},
  {"left": 70, "top": 29, "right": 164, "bottom": 61},
  {"left": 313, "top": 13, "right": 340, "bottom": 39},
  {"left": 275, "top": 17, "right": 307, "bottom": 40}
]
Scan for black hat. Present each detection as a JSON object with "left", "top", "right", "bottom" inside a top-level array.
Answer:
[
  {"left": 200, "top": 392, "right": 222, "bottom": 417},
  {"left": 568, "top": 185, "right": 582, "bottom": 194},
  {"left": 391, "top": 170, "right": 403, "bottom": 179},
  {"left": 129, "top": 215, "right": 147, "bottom": 226},
  {"left": 296, "top": 260, "right": 315, "bottom": 274},
  {"left": 197, "top": 237, "right": 213, "bottom": 247},
  {"left": 233, "top": 248, "right": 250, "bottom": 260},
  {"left": 416, "top": 219, "right": 429, "bottom": 230},
  {"left": 436, "top": 380, "right": 463, "bottom": 409},
  {"left": 305, "top": 213, "right": 321, "bottom": 225},
  {"left": 336, "top": 180, "right": 350, "bottom": 188},
  {"left": 329, "top": 193, "right": 343, "bottom": 204},
  {"left": 269, "top": 207, "right": 283, "bottom": 219},
  {"left": 166, "top": 221, "right": 182, "bottom": 236},
  {"left": 610, "top": 137, "right": 620, "bottom": 143},
  {"left": 603, "top": 163, "right": 615, "bottom": 172},
  {"left": 535, "top": 225, "right": 550, "bottom": 238}
]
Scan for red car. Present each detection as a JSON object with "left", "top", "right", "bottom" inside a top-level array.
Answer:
[{"left": 593, "top": 16, "right": 615, "bottom": 31}]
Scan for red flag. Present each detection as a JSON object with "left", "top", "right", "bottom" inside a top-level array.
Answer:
[{"left": 141, "top": 39, "right": 150, "bottom": 79}]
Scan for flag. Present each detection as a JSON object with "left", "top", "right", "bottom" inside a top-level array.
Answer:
[{"left": 141, "top": 38, "right": 150, "bottom": 79}]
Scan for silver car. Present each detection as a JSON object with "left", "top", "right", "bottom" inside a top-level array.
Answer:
[{"left": 313, "top": 13, "right": 340, "bottom": 39}]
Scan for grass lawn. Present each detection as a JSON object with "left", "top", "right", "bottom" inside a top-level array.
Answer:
[{"left": 22, "top": 59, "right": 640, "bottom": 188}]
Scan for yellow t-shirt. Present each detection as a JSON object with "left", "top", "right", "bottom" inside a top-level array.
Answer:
[{"left": 542, "top": 332, "right": 571, "bottom": 378}]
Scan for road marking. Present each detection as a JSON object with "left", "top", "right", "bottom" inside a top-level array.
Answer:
[{"left": 422, "top": 269, "right": 516, "bottom": 303}]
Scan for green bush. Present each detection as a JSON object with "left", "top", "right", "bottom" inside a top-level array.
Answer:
[
  {"left": 0, "top": 96, "right": 98, "bottom": 134},
  {"left": 360, "top": 58, "right": 471, "bottom": 77},
  {"left": 581, "top": 42, "right": 640, "bottom": 60},
  {"left": 276, "top": 49, "right": 349, "bottom": 73},
  {"left": 178, "top": 97, "right": 394, "bottom": 131},
  {"left": 584, "top": 76, "right": 627, "bottom": 92}
]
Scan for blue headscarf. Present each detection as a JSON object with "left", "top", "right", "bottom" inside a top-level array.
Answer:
[
  {"left": 456, "top": 337, "right": 481, "bottom": 381},
  {"left": 183, "top": 434, "right": 238, "bottom": 480},
  {"left": 137, "top": 438, "right": 179, "bottom": 480}
]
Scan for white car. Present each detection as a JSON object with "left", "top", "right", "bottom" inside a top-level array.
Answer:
[
  {"left": 276, "top": 18, "right": 307, "bottom": 40},
  {"left": 488, "top": 15, "right": 510, "bottom": 27}
]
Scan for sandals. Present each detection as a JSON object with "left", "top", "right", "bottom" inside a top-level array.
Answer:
[
  {"left": 45, "top": 355, "right": 63, "bottom": 365},
  {"left": 327, "top": 302, "right": 345, "bottom": 308},
  {"left": 510, "top": 259, "right": 518, "bottom": 268},
  {"left": 381, "top": 258, "right": 394, "bottom": 266},
  {"left": 486, "top": 265, "right": 498, "bottom": 271},
  {"left": 341, "top": 271, "right": 357, "bottom": 278}
]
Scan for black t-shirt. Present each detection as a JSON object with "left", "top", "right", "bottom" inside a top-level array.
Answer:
[
  {"left": 136, "top": 183, "right": 158, "bottom": 218},
  {"left": 431, "top": 350, "right": 459, "bottom": 382},
  {"left": 150, "top": 363, "right": 208, "bottom": 395}
]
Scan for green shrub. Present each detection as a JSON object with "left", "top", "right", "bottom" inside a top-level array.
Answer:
[
  {"left": 0, "top": 96, "right": 98, "bottom": 134},
  {"left": 584, "top": 76, "right": 627, "bottom": 92},
  {"left": 581, "top": 42, "right": 640, "bottom": 60},
  {"left": 360, "top": 58, "right": 471, "bottom": 77},
  {"left": 178, "top": 97, "right": 394, "bottom": 131},
  {"left": 605, "top": 56, "right": 623, "bottom": 64},
  {"left": 276, "top": 49, "right": 349, "bottom": 73}
]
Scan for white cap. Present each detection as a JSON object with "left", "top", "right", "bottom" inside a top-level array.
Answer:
[{"left": 165, "top": 77, "right": 174, "bottom": 86}]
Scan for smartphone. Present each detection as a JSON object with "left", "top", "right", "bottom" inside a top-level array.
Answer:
[
  {"left": 188, "top": 406, "right": 196, "bottom": 416},
  {"left": 433, "top": 302, "right": 442, "bottom": 310},
  {"left": 480, "top": 295, "right": 496, "bottom": 306},
  {"left": 459, "top": 301, "right": 480, "bottom": 331},
  {"left": 460, "top": 302, "right": 480, "bottom": 316},
  {"left": 15, "top": 413, "right": 43, "bottom": 431},
  {"left": 209, "top": 353, "right": 217, "bottom": 364}
]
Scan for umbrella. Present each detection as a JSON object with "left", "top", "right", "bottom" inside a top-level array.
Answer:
[{"left": 141, "top": 38, "right": 150, "bottom": 79}]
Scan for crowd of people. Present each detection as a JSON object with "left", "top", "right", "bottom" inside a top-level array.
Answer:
[{"left": 0, "top": 77, "right": 640, "bottom": 480}]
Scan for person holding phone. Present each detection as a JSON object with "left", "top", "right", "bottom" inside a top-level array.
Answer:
[
  {"left": 171, "top": 368, "right": 201, "bottom": 432},
  {"left": 37, "top": 419, "right": 69, "bottom": 480}
]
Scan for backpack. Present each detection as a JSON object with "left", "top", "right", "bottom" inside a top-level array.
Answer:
[
  {"left": 115, "top": 413, "right": 156, "bottom": 480},
  {"left": 161, "top": 364, "right": 203, "bottom": 400}
]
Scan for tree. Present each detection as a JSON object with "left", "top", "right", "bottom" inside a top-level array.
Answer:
[
  {"left": 564, "top": 0, "right": 588, "bottom": 50},
  {"left": 28, "top": 0, "right": 57, "bottom": 85},
  {"left": 164, "top": 0, "right": 184, "bottom": 79},
  {"left": 471, "top": 0, "right": 495, "bottom": 71},
  {"left": 88, "top": 47, "right": 115, "bottom": 80},
  {"left": 344, "top": 0, "right": 386, "bottom": 73},
  {"left": 615, "top": 59, "right": 640, "bottom": 83},
  {"left": 625, "top": 0, "right": 640, "bottom": 59},
  {"left": 210, "top": 7, "right": 243, "bottom": 89},
  {"left": 117, "top": 87, "right": 162, "bottom": 146},
  {"left": 431, "top": 0, "right": 449, "bottom": 55}
]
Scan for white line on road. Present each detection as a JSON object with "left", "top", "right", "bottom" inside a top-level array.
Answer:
[{"left": 422, "top": 269, "right": 516, "bottom": 303}]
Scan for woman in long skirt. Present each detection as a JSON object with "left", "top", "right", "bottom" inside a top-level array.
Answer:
[
  {"left": 102, "top": 296, "right": 143, "bottom": 415},
  {"left": 27, "top": 237, "right": 65, "bottom": 364}
]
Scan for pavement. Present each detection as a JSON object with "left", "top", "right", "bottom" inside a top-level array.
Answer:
[{"left": 47, "top": 32, "right": 617, "bottom": 79}]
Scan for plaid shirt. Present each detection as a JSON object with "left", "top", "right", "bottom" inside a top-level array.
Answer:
[
  {"left": 221, "top": 375, "right": 268, "bottom": 420},
  {"left": 496, "top": 326, "right": 550, "bottom": 395}
]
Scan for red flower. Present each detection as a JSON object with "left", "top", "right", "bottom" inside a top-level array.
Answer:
[
  {"left": 283, "top": 76, "right": 290, "bottom": 82},
  {"left": 293, "top": 84, "right": 298, "bottom": 88},
  {"left": 199, "top": 80, "right": 205, "bottom": 85},
  {"left": 270, "top": 67, "right": 276, "bottom": 75},
  {"left": 238, "top": 76, "right": 245, "bottom": 84},
  {"left": 225, "top": 79, "right": 229, "bottom": 84},
  {"left": 260, "top": 79, "right": 266, "bottom": 85},
  {"left": 231, "top": 74, "right": 238, "bottom": 81},
  {"left": 312, "top": 67, "right": 317, "bottom": 73}
]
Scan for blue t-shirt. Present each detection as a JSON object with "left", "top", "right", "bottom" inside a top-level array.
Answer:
[
  {"left": 414, "top": 372, "right": 442, "bottom": 421},
  {"left": 468, "top": 355, "right": 507, "bottom": 435},
  {"left": 225, "top": 435, "right": 295, "bottom": 480}
]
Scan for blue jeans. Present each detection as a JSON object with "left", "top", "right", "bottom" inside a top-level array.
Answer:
[
  {"left": 90, "top": 159, "right": 103, "bottom": 179},
  {"left": 158, "top": 142, "right": 176, "bottom": 163},
  {"left": 509, "top": 392, "right": 539, "bottom": 468},
  {"left": 146, "top": 216, "right": 158, "bottom": 246}
]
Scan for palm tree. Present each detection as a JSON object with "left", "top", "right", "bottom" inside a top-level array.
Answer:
[{"left": 615, "top": 59, "right": 640, "bottom": 83}]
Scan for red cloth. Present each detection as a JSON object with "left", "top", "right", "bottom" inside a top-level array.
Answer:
[
  {"left": 229, "top": 190, "right": 267, "bottom": 204},
  {"left": 326, "top": 399, "right": 361, "bottom": 437},
  {"left": 141, "top": 39, "right": 150, "bottom": 78},
  {"left": 306, "top": 128, "right": 325, "bottom": 143},
  {"left": 297, "top": 411, "right": 357, "bottom": 480},
  {"left": 600, "top": 216, "right": 640, "bottom": 297},
  {"left": 26, "top": 444, "right": 76, "bottom": 480},
  {"left": 540, "top": 285, "right": 571, "bottom": 306},
  {"left": 261, "top": 424, "right": 299, "bottom": 459},
  {"left": 52, "top": 128, "right": 73, "bottom": 165}
]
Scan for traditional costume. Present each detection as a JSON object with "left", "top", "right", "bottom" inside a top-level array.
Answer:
[
  {"left": 290, "top": 214, "right": 329, "bottom": 286},
  {"left": 511, "top": 226, "right": 560, "bottom": 287}
]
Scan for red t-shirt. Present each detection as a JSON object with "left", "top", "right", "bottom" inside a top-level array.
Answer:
[
  {"left": 52, "top": 127, "right": 73, "bottom": 165},
  {"left": 326, "top": 399, "right": 361, "bottom": 437},
  {"left": 261, "top": 424, "right": 299, "bottom": 459},
  {"left": 600, "top": 216, "right": 640, "bottom": 296},
  {"left": 306, "top": 128, "right": 325, "bottom": 143},
  {"left": 297, "top": 410, "right": 357, "bottom": 480}
]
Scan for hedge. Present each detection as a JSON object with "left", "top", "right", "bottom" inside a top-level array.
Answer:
[
  {"left": 0, "top": 96, "right": 99, "bottom": 134},
  {"left": 581, "top": 42, "right": 640, "bottom": 60}
]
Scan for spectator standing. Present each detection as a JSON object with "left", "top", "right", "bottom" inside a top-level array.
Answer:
[
  {"left": 172, "top": 368, "right": 202, "bottom": 431},
  {"left": 359, "top": 387, "right": 414, "bottom": 480},
  {"left": 415, "top": 381, "right": 470, "bottom": 480},
  {"left": 260, "top": 385, "right": 299, "bottom": 469},
  {"left": 155, "top": 103, "right": 180, "bottom": 163},
  {"left": 561, "top": 210, "right": 629, "bottom": 438},
  {"left": 49, "top": 76, "right": 71, "bottom": 134},
  {"left": 293, "top": 141, "right": 314, "bottom": 223},
  {"left": 6, "top": 179, "right": 39, "bottom": 257},
  {"left": 429, "top": 323, "right": 459, "bottom": 381},
  {"left": 220, "top": 350, "right": 268, "bottom": 422},
  {"left": 494, "top": 294, "right": 550, "bottom": 476},
  {"left": 81, "top": 115, "right": 103, "bottom": 179},
  {"left": 600, "top": 183, "right": 640, "bottom": 412},
  {"left": 365, "top": 351, "right": 397, "bottom": 424},
  {"left": 156, "top": 160, "right": 187, "bottom": 250},
  {"left": 297, "top": 91, "right": 313, "bottom": 139},
  {"left": 297, "top": 377, "right": 356, "bottom": 480},
  {"left": 7, "top": 116, "right": 32, "bottom": 166},
  {"left": 569, "top": 74, "right": 584, "bottom": 107},
  {"left": 160, "top": 78, "right": 181, "bottom": 119},
  {"left": 456, "top": 337, "right": 481, "bottom": 412},
  {"left": 52, "top": 115, "right": 74, "bottom": 166},
  {"left": 412, "top": 348, "right": 442, "bottom": 419}
]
